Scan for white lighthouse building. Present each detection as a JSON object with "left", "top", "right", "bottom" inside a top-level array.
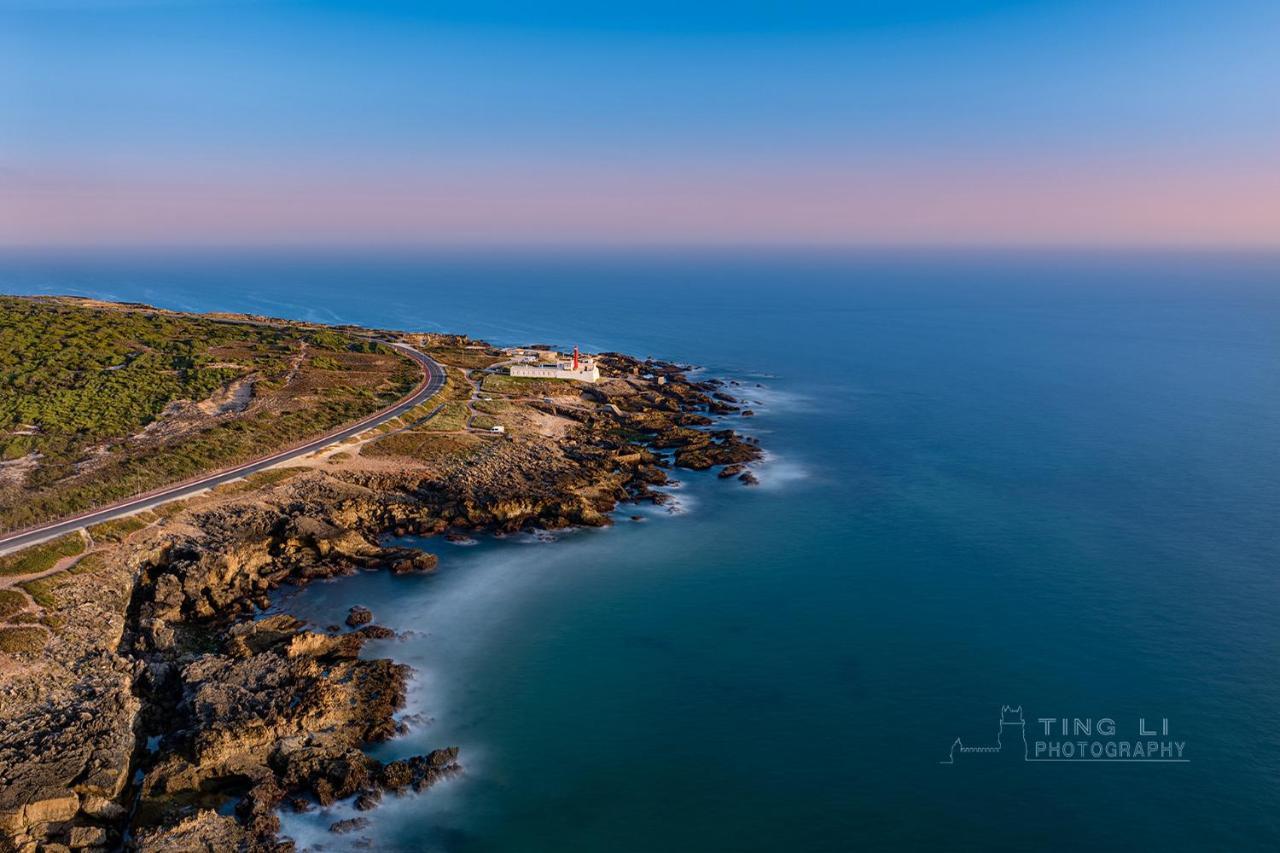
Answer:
[{"left": 508, "top": 346, "right": 601, "bottom": 383}]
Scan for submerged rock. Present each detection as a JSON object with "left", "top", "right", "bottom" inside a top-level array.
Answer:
[
  {"left": 354, "top": 625, "right": 396, "bottom": 640},
  {"left": 391, "top": 552, "right": 438, "bottom": 575},
  {"left": 330, "top": 816, "right": 371, "bottom": 834}
]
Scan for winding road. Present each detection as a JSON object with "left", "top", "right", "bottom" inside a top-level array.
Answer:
[{"left": 0, "top": 341, "right": 445, "bottom": 556}]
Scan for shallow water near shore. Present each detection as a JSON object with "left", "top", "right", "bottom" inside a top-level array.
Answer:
[{"left": 3, "top": 250, "right": 1280, "bottom": 850}]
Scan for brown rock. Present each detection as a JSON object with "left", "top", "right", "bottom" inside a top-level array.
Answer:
[
  {"left": 133, "top": 810, "right": 249, "bottom": 851},
  {"left": 391, "top": 552, "right": 438, "bottom": 575},
  {"left": 68, "top": 825, "right": 107, "bottom": 848},
  {"left": 330, "top": 817, "right": 371, "bottom": 834}
]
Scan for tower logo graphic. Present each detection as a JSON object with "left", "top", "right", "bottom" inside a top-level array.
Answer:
[{"left": 941, "top": 705, "right": 1027, "bottom": 764}]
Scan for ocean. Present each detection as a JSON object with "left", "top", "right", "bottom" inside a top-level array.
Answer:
[{"left": 2, "top": 249, "right": 1278, "bottom": 851}]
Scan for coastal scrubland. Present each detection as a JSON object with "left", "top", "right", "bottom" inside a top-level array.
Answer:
[{"left": 0, "top": 296, "right": 417, "bottom": 530}]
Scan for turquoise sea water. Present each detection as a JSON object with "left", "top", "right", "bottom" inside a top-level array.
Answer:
[{"left": 3, "top": 251, "right": 1279, "bottom": 851}]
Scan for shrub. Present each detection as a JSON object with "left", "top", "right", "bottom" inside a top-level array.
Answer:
[
  {"left": 421, "top": 401, "right": 470, "bottom": 432},
  {"left": 21, "top": 575, "right": 60, "bottom": 608},
  {"left": 88, "top": 515, "right": 149, "bottom": 543},
  {"left": 0, "top": 589, "right": 27, "bottom": 619},
  {"left": 362, "top": 430, "right": 483, "bottom": 461},
  {"left": 0, "top": 626, "right": 46, "bottom": 655},
  {"left": 0, "top": 533, "right": 85, "bottom": 577},
  {"left": 309, "top": 330, "right": 349, "bottom": 350},
  {"left": 69, "top": 552, "right": 109, "bottom": 576}
]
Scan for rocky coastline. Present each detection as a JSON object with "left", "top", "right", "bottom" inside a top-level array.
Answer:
[{"left": 0, "top": 344, "right": 764, "bottom": 852}]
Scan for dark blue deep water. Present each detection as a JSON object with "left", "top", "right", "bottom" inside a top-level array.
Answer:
[{"left": 3, "top": 250, "right": 1279, "bottom": 851}]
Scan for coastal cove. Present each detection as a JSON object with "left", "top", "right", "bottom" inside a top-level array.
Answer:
[{"left": 2, "top": 250, "right": 1279, "bottom": 851}]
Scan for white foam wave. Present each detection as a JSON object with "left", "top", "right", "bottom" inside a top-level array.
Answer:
[
  {"left": 278, "top": 766, "right": 469, "bottom": 852},
  {"left": 748, "top": 450, "right": 811, "bottom": 491},
  {"left": 735, "top": 383, "right": 815, "bottom": 413},
  {"left": 652, "top": 486, "right": 697, "bottom": 515}
]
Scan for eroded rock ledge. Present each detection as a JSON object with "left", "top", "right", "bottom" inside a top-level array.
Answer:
[{"left": 0, "top": 348, "right": 763, "bottom": 852}]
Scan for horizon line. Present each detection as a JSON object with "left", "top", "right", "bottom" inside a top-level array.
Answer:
[{"left": 3, "top": 241, "right": 1280, "bottom": 255}]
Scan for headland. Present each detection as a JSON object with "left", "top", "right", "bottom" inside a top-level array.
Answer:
[{"left": 0, "top": 296, "right": 763, "bottom": 851}]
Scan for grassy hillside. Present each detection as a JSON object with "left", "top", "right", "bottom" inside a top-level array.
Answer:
[{"left": 0, "top": 296, "right": 418, "bottom": 529}]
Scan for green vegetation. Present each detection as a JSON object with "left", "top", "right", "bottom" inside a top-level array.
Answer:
[
  {"left": 308, "top": 330, "right": 350, "bottom": 350},
  {"left": 88, "top": 515, "right": 150, "bottom": 543},
  {"left": 69, "top": 551, "right": 109, "bottom": 576},
  {"left": 247, "top": 466, "right": 306, "bottom": 488},
  {"left": 148, "top": 502, "right": 187, "bottom": 521},
  {"left": 0, "top": 533, "right": 85, "bottom": 577},
  {"left": 0, "top": 589, "right": 27, "bottom": 619},
  {"left": 420, "top": 401, "right": 470, "bottom": 432},
  {"left": 470, "top": 414, "right": 499, "bottom": 431},
  {"left": 473, "top": 399, "right": 513, "bottom": 415},
  {"left": 0, "top": 626, "right": 46, "bottom": 654},
  {"left": 1, "top": 297, "right": 276, "bottom": 461},
  {"left": 362, "top": 430, "right": 484, "bottom": 462},
  {"left": 426, "top": 345, "right": 503, "bottom": 369},
  {"left": 213, "top": 467, "right": 306, "bottom": 497},
  {"left": 400, "top": 401, "right": 439, "bottom": 421},
  {"left": 480, "top": 373, "right": 581, "bottom": 397},
  {"left": 2, "top": 434, "right": 34, "bottom": 461},
  {"left": 20, "top": 576, "right": 59, "bottom": 608},
  {"left": 20, "top": 553, "right": 115, "bottom": 616},
  {"left": 0, "top": 297, "right": 422, "bottom": 528},
  {"left": 436, "top": 368, "right": 473, "bottom": 402}
]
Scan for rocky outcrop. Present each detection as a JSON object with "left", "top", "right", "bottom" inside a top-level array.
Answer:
[
  {"left": 345, "top": 605, "right": 373, "bottom": 627},
  {"left": 131, "top": 613, "right": 459, "bottom": 850},
  {"left": 0, "top": 541, "right": 142, "bottom": 852},
  {"left": 133, "top": 810, "right": 255, "bottom": 852},
  {"left": 329, "top": 816, "right": 370, "bottom": 834},
  {"left": 392, "top": 552, "right": 438, "bottom": 574}
]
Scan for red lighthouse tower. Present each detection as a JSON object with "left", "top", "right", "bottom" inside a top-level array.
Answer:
[{"left": 572, "top": 345, "right": 580, "bottom": 371}]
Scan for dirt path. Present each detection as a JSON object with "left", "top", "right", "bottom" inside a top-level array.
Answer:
[
  {"left": 280, "top": 341, "right": 309, "bottom": 388},
  {"left": 0, "top": 529, "right": 95, "bottom": 591},
  {"left": 464, "top": 370, "right": 483, "bottom": 430}
]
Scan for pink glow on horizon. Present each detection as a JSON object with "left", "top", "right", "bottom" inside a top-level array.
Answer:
[{"left": 4, "top": 162, "right": 1279, "bottom": 248}]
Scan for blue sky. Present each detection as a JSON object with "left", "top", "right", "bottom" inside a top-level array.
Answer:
[{"left": 2, "top": 0, "right": 1278, "bottom": 245}]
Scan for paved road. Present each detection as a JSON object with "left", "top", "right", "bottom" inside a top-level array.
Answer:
[{"left": 0, "top": 341, "right": 445, "bottom": 556}]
